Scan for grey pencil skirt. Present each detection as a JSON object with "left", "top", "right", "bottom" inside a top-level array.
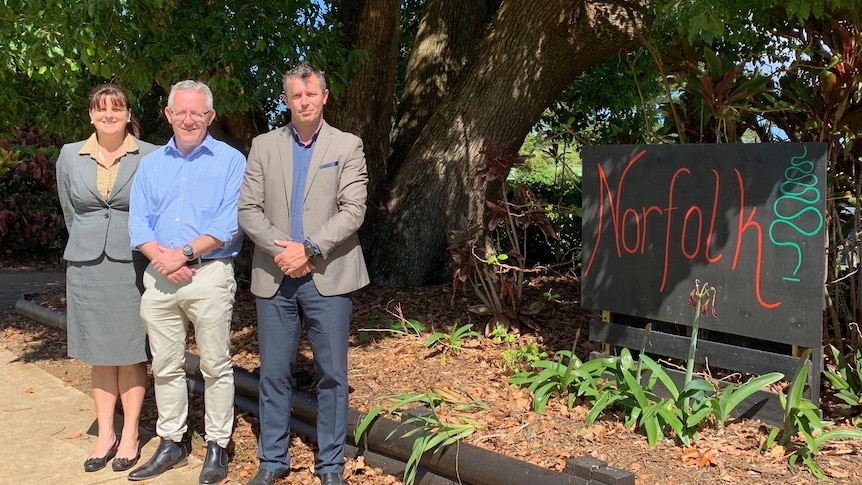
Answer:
[{"left": 65, "top": 253, "right": 148, "bottom": 366}]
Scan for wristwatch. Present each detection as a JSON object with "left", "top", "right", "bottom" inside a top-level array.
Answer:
[
  {"left": 182, "top": 244, "right": 195, "bottom": 260},
  {"left": 303, "top": 239, "right": 317, "bottom": 258}
]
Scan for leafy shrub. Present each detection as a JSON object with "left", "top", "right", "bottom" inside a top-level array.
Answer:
[
  {"left": 0, "top": 126, "right": 65, "bottom": 258},
  {"left": 823, "top": 344, "right": 862, "bottom": 427},
  {"left": 764, "top": 349, "right": 862, "bottom": 481},
  {"left": 514, "top": 176, "right": 582, "bottom": 268}
]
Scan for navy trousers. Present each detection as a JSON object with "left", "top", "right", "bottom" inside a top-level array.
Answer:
[{"left": 255, "top": 274, "right": 352, "bottom": 476}]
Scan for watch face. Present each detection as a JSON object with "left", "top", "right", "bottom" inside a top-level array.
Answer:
[{"left": 183, "top": 245, "right": 194, "bottom": 257}]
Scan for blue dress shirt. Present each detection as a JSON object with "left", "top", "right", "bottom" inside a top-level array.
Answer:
[
  {"left": 129, "top": 134, "right": 246, "bottom": 259},
  {"left": 290, "top": 125, "right": 321, "bottom": 244}
]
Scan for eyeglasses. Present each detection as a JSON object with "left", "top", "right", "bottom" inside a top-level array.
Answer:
[{"left": 169, "top": 110, "right": 211, "bottom": 120}]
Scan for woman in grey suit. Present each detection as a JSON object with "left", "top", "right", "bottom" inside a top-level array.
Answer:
[{"left": 55, "top": 84, "right": 157, "bottom": 473}]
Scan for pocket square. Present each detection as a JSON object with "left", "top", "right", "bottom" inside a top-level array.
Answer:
[{"left": 320, "top": 161, "right": 339, "bottom": 169}]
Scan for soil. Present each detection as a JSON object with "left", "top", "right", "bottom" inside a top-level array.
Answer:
[{"left": 2, "top": 259, "right": 861, "bottom": 485}]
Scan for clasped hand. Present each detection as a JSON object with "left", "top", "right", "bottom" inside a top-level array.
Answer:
[
  {"left": 150, "top": 245, "right": 195, "bottom": 284},
  {"left": 274, "top": 239, "right": 315, "bottom": 278}
]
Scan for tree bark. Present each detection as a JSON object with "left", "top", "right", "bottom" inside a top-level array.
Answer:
[
  {"left": 370, "top": 0, "right": 647, "bottom": 286},
  {"left": 326, "top": 0, "right": 401, "bottom": 201},
  {"left": 209, "top": 108, "right": 269, "bottom": 155},
  {"left": 388, "top": 0, "right": 494, "bottom": 175}
]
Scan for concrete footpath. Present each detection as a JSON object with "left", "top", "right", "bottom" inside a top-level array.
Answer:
[{"left": 0, "top": 271, "right": 205, "bottom": 485}]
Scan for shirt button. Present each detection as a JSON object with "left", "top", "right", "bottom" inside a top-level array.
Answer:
[{"left": 104, "top": 213, "right": 109, "bottom": 219}]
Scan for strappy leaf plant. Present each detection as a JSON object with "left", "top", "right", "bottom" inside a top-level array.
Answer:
[
  {"left": 823, "top": 343, "right": 862, "bottom": 426},
  {"left": 354, "top": 389, "right": 488, "bottom": 485},
  {"left": 763, "top": 349, "right": 862, "bottom": 481},
  {"left": 424, "top": 322, "right": 482, "bottom": 365}
]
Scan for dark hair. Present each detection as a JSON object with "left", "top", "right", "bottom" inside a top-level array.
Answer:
[
  {"left": 88, "top": 84, "right": 140, "bottom": 138},
  {"left": 282, "top": 62, "right": 327, "bottom": 92}
]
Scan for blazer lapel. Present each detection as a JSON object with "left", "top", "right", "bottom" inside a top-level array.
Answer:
[
  {"left": 74, "top": 153, "right": 104, "bottom": 204},
  {"left": 108, "top": 152, "right": 139, "bottom": 203},
  {"left": 304, "top": 121, "right": 334, "bottom": 202},
  {"left": 277, "top": 125, "right": 294, "bottom": 209}
]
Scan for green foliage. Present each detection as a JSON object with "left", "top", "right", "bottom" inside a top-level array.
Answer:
[
  {"left": 508, "top": 337, "right": 603, "bottom": 413},
  {"left": 585, "top": 349, "right": 687, "bottom": 447},
  {"left": 515, "top": 130, "right": 583, "bottom": 268},
  {"left": 0, "top": 1, "right": 355, "bottom": 138},
  {"left": 489, "top": 326, "right": 548, "bottom": 372},
  {"left": 708, "top": 373, "right": 785, "bottom": 426},
  {"left": 358, "top": 311, "right": 425, "bottom": 343},
  {"left": 0, "top": 127, "right": 65, "bottom": 257},
  {"left": 424, "top": 323, "right": 481, "bottom": 365},
  {"left": 823, "top": 344, "right": 862, "bottom": 426},
  {"left": 355, "top": 389, "right": 488, "bottom": 485},
  {"left": 540, "top": 52, "right": 664, "bottom": 146},
  {"left": 509, "top": 280, "right": 783, "bottom": 448},
  {"left": 500, "top": 342, "right": 548, "bottom": 373},
  {"left": 764, "top": 349, "right": 862, "bottom": 481}
]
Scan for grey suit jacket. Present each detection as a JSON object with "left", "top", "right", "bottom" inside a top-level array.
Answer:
[
  {"left": 56, "top": 137, "right": 157, "bottom": 262},
  {"left": 238, "top": 121, "right": 370, "bottom": 298}
]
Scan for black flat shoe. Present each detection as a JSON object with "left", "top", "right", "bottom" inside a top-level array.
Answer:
[
  {"left": 111, "top": 441, "right": 141, "bottom": 472},
  {"left": 83, "top": 437, "right": 119, "bottom": 472},
  {"left": 127, "top": 438, "right": 188, "bottom": 481}
]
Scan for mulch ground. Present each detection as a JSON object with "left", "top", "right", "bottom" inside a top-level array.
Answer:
[{"left": 2, "top": 261, "right": 861, "bottom": 484}]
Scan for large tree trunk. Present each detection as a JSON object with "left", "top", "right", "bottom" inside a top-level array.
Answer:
[
  {"left": 370, "top": 0, "right": 647, "bottom": 286},
  {"left": 326, "top": 0, "right": 400, "bottom": 200},
  {"left": 388, "top": 0, "right": 494, "bottom": 175},
  {"left": 209, "top": 108, "right": 269, "bottom": 154}
]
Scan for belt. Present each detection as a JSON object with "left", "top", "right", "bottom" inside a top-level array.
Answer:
[{"left": 185, "top": 257, "right": 220, "bottom": 267}]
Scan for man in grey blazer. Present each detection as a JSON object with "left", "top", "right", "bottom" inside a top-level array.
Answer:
[{"left": 238, "top": 63, "right": 369, "bottom": 485}]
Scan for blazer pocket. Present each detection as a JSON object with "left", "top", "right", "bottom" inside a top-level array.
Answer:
[{"left": 319, "top": 161, "right": 339, "bottom": 169}]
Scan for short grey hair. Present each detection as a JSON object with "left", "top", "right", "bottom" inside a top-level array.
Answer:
[
  {"left": 167, "top": 80, "right": 214, "bottom": 110},
  {"left": 282, "top": 62, "right": 327, "bottom": 92}
]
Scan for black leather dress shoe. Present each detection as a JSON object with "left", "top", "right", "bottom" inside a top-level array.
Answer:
[
  {"left": 319, "top": 472, "right": 346, "bottom": 485},
  {"left": 199, "top": 441, "right": 229, "bottom": 484},
  {"left": 127, "top": 438, "right": 188, "bottom": 481},
  {"left": 83, "top": 437, "right": 118, "bottom": 472},
  {"left": 247, "top": 468, "right": 285, "bottom": 485}
]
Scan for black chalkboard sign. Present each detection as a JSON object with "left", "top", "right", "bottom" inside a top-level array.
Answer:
[{"left": 581, "top": 143, "right": 827, "bottom": 349}]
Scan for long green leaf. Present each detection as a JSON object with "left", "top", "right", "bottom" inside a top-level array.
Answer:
[
  {"left": 622, "top": 368, "right": 650, "bottom": 408},
  {"left": 812, "top": 428, "right": 862, "bottom": 449},
  {"left": 718, "top": 372, "right": 784, "bottom": 421},
  {"left": 640, "top": 354, "right": 680, "bottom": 399}
]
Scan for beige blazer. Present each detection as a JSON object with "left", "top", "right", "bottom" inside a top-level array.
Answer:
[{"left": 238, "top": 121, "right": 370, "bottom": 298}]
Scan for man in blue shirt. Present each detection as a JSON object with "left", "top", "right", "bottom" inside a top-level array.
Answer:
[{"left": 128, "top": 80, "right": 245, "bottom": 485}]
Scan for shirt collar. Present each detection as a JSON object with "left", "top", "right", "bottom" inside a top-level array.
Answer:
[
  {"left": 78, "top": 133, "right": 139, "bottom": 156},
  {"left": 166, "top": 133, "right": 215, "bottom": 158},
  {"left": 290, "top": 122, "right": 323, "bottom": 147}
]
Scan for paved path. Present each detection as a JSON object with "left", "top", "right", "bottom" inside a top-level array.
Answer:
[
  {"left": 0, "top": 271, "right": 65, "bottom": 309},
  {"left": 0, "top": 272, "right": 204, "bottom": 484}
]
